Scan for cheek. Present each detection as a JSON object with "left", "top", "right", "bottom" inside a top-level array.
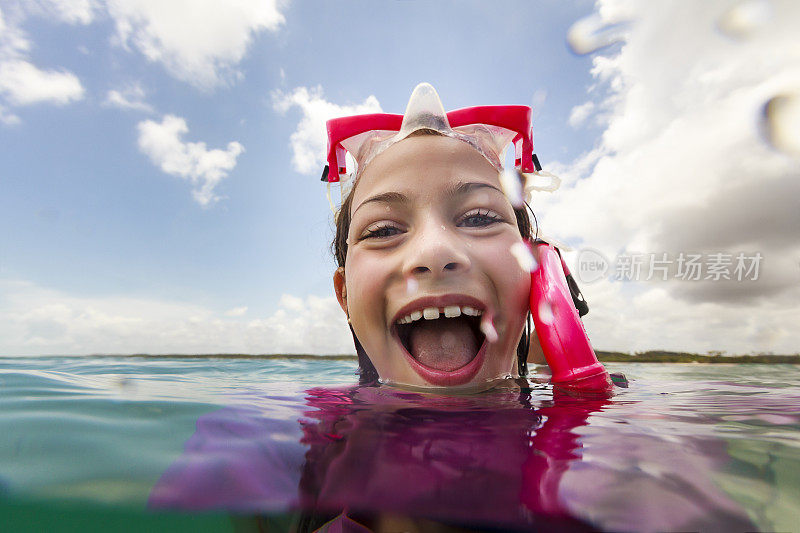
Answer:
[
  {"left": 478, "top": 238, "right": 531, "bottom": 315},
  {"left": 345, "top": 250, "right": 390, "bottom": 312},
  {"left": 474, "top": 239, "right": 530, "bottom": 379},
  {"left": 345, "top": 250, "right": 401, "bottom": 377},
  {"left": 506, "top": 253, "right": 531, "bottom": 296},
  {"left": 503, "top": 268, "right": 531, "bottom": 322}
]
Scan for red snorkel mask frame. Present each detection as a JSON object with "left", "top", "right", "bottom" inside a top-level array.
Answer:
[{"left": 323, "top": 105, "right": 537, "bottom": 183}]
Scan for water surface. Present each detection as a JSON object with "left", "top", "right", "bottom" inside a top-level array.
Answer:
[{"left": 1, "top": 357, "right": 799, "bottom": 531}]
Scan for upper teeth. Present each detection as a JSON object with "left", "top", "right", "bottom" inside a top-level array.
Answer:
[{"left": 397, "top": 305, "right": 482, "bottom": 324}]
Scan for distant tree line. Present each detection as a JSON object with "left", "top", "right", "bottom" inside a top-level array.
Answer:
[
  {"left": 119, "top": 351, "right": 800, "bottom": 363},
  {"left": 596, "top": 350, "right": 800, "bottom": 364}
]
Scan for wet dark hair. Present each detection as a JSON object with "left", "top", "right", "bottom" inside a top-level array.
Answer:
[{"left": 333, "top": 130, "right": 533, "bottom": 383}]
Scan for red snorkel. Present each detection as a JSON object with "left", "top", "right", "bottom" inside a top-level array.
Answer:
[{"left": 529, "top": 241, "right": 612, "bottom": 393}]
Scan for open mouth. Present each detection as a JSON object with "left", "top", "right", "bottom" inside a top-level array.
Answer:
[{"left": 393, "top": 304, "right": 487, "bottom": 386}]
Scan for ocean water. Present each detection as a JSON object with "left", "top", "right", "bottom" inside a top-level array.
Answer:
[{"left": 1, "top": 356, "right": 799, "bottom": 531}]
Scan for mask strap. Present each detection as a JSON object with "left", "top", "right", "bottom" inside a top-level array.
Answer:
[{"left": 326, "top": 181, "right": 337, "bottom": 217}]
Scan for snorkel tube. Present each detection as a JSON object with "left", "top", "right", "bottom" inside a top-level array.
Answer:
[{"left": 529, "top": 241, "right": 613, "bottom": 394}]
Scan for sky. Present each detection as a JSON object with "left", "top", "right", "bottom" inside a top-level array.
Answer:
[{"left": 1, "top": 0, "right": 798, "bottom": 356}]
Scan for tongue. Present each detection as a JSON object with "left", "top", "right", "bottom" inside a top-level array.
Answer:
[{"left": 408, "top": 318, "right": 479, "bottom": 371}]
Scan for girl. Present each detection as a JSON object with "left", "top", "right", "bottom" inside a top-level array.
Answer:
[
  {"left": 148, "top": 86, "right": 753, "bottom": 531},
  {"left": 327, "top": 83, "right": 540, "bottom": 390}
]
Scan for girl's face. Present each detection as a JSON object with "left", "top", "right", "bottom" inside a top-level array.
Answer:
[{"left": 334, "top": 135, "right": 530, "bottom": 389}]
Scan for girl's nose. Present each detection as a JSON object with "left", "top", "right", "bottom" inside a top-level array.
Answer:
[{"left": 402, "top": 221, "right": 471, "bottom": 277}]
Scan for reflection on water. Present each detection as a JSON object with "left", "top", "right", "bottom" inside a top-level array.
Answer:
[
  {"left": 150, "top": 383, "right": 608, "bottom": 530},
  {"left": 2, "top": 358, "right": 800, "bottom": 531},
  {"left": 148, "top": 379, "right": 756, "bottom": 531}
]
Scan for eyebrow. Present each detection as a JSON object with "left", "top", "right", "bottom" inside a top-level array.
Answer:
[
  {"left": 448, "top": 181, "right": 504, "bottom": 197},
  {"left": 352, "top": 191, "right": 409, "bottom": 216},
  {"left": 352, "top": 181, "right": 504, "bottom": 216}
]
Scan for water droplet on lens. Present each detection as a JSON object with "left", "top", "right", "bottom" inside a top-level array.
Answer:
[
  {"left": 510, "top": 242, "right": 538, "bottom": 272},
  {"left": 480, "top": 316, "right": 499, "bottom": 343},
  {"left": 524, "top": 170, "right": 561, "bottom": 194},
  {"left": 499, "top": 168, "right": 524, "bottom": 208},
  {"left": 406, "top": 276, "right": 419, "bottom": 295},
  {"left": 566, "top": 14, "right": 631, "bottom": 55},
  {"left": 761, "top": 93, "right": 800, "bottom": 155},
  {"left": 717, "top": 0, "right": 772, "bottom": 40},
  {"left": 538, "top": 300, "right": 555, "bottom": 325}
]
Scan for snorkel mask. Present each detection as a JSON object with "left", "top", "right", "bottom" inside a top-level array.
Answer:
[{"left": 321, "top": 83, "right": 558, "bottom": 213}]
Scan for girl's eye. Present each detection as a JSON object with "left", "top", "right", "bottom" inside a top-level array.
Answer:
[
  {"left": 359, "top": 223, "right": 402, "bottom": 240},
  {"left": 459, "top": 210, "right": 502, "bottom": 228}
]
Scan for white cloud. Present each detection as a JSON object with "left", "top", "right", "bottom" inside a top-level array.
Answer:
[
  {"left": 0, "top": 7, "right": 30, "bottom": 57},
  {"left": 104, "top": 82, "right": 153, "bottom": 113},
  {"left": 225, "top": 306, "right": 248, "bottom": 317},
  {"left": 560, "top": 251, "right": 800, "bottom": 355},
  {"left": 137, "top": 114, "right": 244, "bottom": 206},
  {"left": 0, "top": 104, "right": 20, "bottom": 125},
  {"left": 32, "top": 0, "right": 97, "bottom": 25},
  {"left": 532, "top": 0, "right": 800, "bottom": 353},
  {"left": 0, "top": 4, "right": 85, "bottom": 120},
  {"left": 105, "top": 0, "right": 285, "bottom": 89},
  {"left": 0, "top": 279, "right": 354, "bottom": 356},
  {"left": 1, "top": 272, "right": 794, "bottom": 356},
  {"left": 568, "top": 100, "right": 595, "bottom": 127},
  {"left": 6, "top": 1, "right": 284, "bottom": 91},
  {"left": 0, "top": 59, "right": 84, "bottom": 105},
  {"left": 272, "top": 86, "right": 383, "bottom": 175}
]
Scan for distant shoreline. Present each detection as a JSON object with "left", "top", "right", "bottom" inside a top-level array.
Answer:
[
  {"left": 595, "top": 351, "right": 800, "bottom": 364},
  {"left": 3, "top": 351, "right": 797, "bottom": 364}
]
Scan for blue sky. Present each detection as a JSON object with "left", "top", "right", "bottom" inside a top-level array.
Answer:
[{"left": 2, "top": 0, "right": 798, "bottom": 356}]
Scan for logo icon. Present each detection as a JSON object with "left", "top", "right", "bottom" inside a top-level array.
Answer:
[{"left": 575, "top": 248, "right": 610, "bottom": 283}]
